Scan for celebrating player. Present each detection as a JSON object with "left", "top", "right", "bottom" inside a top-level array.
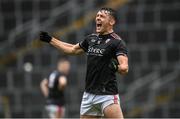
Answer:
[
  {"left": 39, "top": 7, "right": 128, "bottom": 118},
  {"left": 40, "top": 58, "right": 71, "bottom": 118}
]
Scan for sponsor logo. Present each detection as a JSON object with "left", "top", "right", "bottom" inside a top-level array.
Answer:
[
  {"left": 87, "top": 46, "right": 105, "bottom": 56},
  {"left": 91, "top": 39, "right": 96, "bottom": 42}
]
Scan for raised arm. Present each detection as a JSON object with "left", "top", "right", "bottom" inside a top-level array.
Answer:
[
  {"left": 50, "top": 37, "right": 84, "bottom": 55},
  {"left": 39, "top": 31, "right": 84, "bottom": 55}
]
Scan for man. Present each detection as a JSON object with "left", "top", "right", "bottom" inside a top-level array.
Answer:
[
  {"left": 40, "top": 58, "right": 71, "bottom": 118},
  {"left": 39, "top": 8, "right": 128, "bottom": 118}
]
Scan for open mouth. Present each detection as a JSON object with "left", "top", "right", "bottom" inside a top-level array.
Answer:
[{"left": 96, "top": 23, "right": 102, "bottom": 28}]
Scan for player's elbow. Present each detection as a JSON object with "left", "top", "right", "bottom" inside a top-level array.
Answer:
[
  {"left": 70, "top": 46, "right": 82, "bottom": 55},
  {"left": 40, "top": 81, "right": 46, "bottom": 91},
  {"left": 61, "top": 46, "right": 76, "bottom": 55},
  {"left": 71, "top": 47, "right": 77, "bottom": 54},
  {"left": 118, "top": 65, "right": 128, "bottom": 75}
]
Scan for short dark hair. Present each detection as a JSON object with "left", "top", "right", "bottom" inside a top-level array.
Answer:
[
  {"left": 99, "top": 7, "right": 118, "bottom": 22},
  {"left": 57, "top": 55, "right": 69, "bottom": 63}
]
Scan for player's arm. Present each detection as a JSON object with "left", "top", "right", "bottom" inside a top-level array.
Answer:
[
  {"left": 58, "top": 76, "right": 67, "bottom": 90},
  {"left": 40, "top": 78, "right": 49, "bottom": 97},
  {"left": 114, "top": 39, "right": 129, "bottom": 75},
  {"left": 117, "top": 55, "right": 129, "bottom": 75},
  {"left": 39, "top": 31, "right": 84, "bottom": 55},
  {"left": 50, "top": 37, "right": 84, "bottom": 55}
]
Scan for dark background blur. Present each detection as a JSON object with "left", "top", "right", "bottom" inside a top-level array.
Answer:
[{"left": 0, "top": 0, "right": 180, "bottom": 118}]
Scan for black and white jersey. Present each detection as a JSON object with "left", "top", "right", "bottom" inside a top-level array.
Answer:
[
  {"left": 47, "top": 70, "right": 66, "bottom": 106},
  {"left": 79, "top": 32, "right": 128, "bottom": 95}
]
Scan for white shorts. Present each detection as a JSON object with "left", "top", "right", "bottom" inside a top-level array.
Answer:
[
  {"left": 45, "top": 104, "right": 65, "bottom": 118},
  {"left": 80, "top": 92, "right": 120, "bottom": 116}
]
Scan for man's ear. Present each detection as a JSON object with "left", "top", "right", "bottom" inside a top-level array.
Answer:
[{"left": 110, "top": 18, "right": 115, "bottom": 26}]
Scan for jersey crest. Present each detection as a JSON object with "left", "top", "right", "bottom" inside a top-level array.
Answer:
[{"left": 105, "top": 39, "right": 111, "bottom": 43}]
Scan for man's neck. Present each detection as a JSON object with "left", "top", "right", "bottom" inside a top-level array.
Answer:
[{"left": 100, "top": 29, "right": 114, "bottom": 35}]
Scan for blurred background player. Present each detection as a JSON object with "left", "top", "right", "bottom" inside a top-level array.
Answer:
[
  {"left": 40, "top": 58, "right": 71, "bottom": 118},
  {"left": 39, "top": 8, "right": 128, "bottom": 118}
]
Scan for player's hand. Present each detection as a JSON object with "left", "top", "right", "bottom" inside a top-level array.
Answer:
[
  {"left": 39, "top": 31, "right": 52, "bottom": 43},
  {"left": 109, "top": 59, "right": 119, "bottom": 72}
]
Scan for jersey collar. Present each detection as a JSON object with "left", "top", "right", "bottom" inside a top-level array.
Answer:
[{"left": 98, "top": 32, "right": 114, "bottom": 40}]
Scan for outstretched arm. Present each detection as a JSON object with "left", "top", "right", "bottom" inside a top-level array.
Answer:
[
  {"left": 39, "top": 31, "right": 84, "bottom": 55},
  {"left": 50, "top": 37, "right": 84, "bottom": 55}
]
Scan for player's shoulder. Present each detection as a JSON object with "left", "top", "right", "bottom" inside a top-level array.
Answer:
[
  {"left": 86, "top": 33, "right": 98, "bottom": 38},
  {"left": 84, "top": 33, "right": 98, "bottom": 42},
  {"left": 50, "top": 70, "right": 61, "bottom": 76},
  {"left": 110, "top": 32, "right": 127, "bottom": 45},
  {"left": 110, "top": 32, "right": 122, "bottom": 41}
]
